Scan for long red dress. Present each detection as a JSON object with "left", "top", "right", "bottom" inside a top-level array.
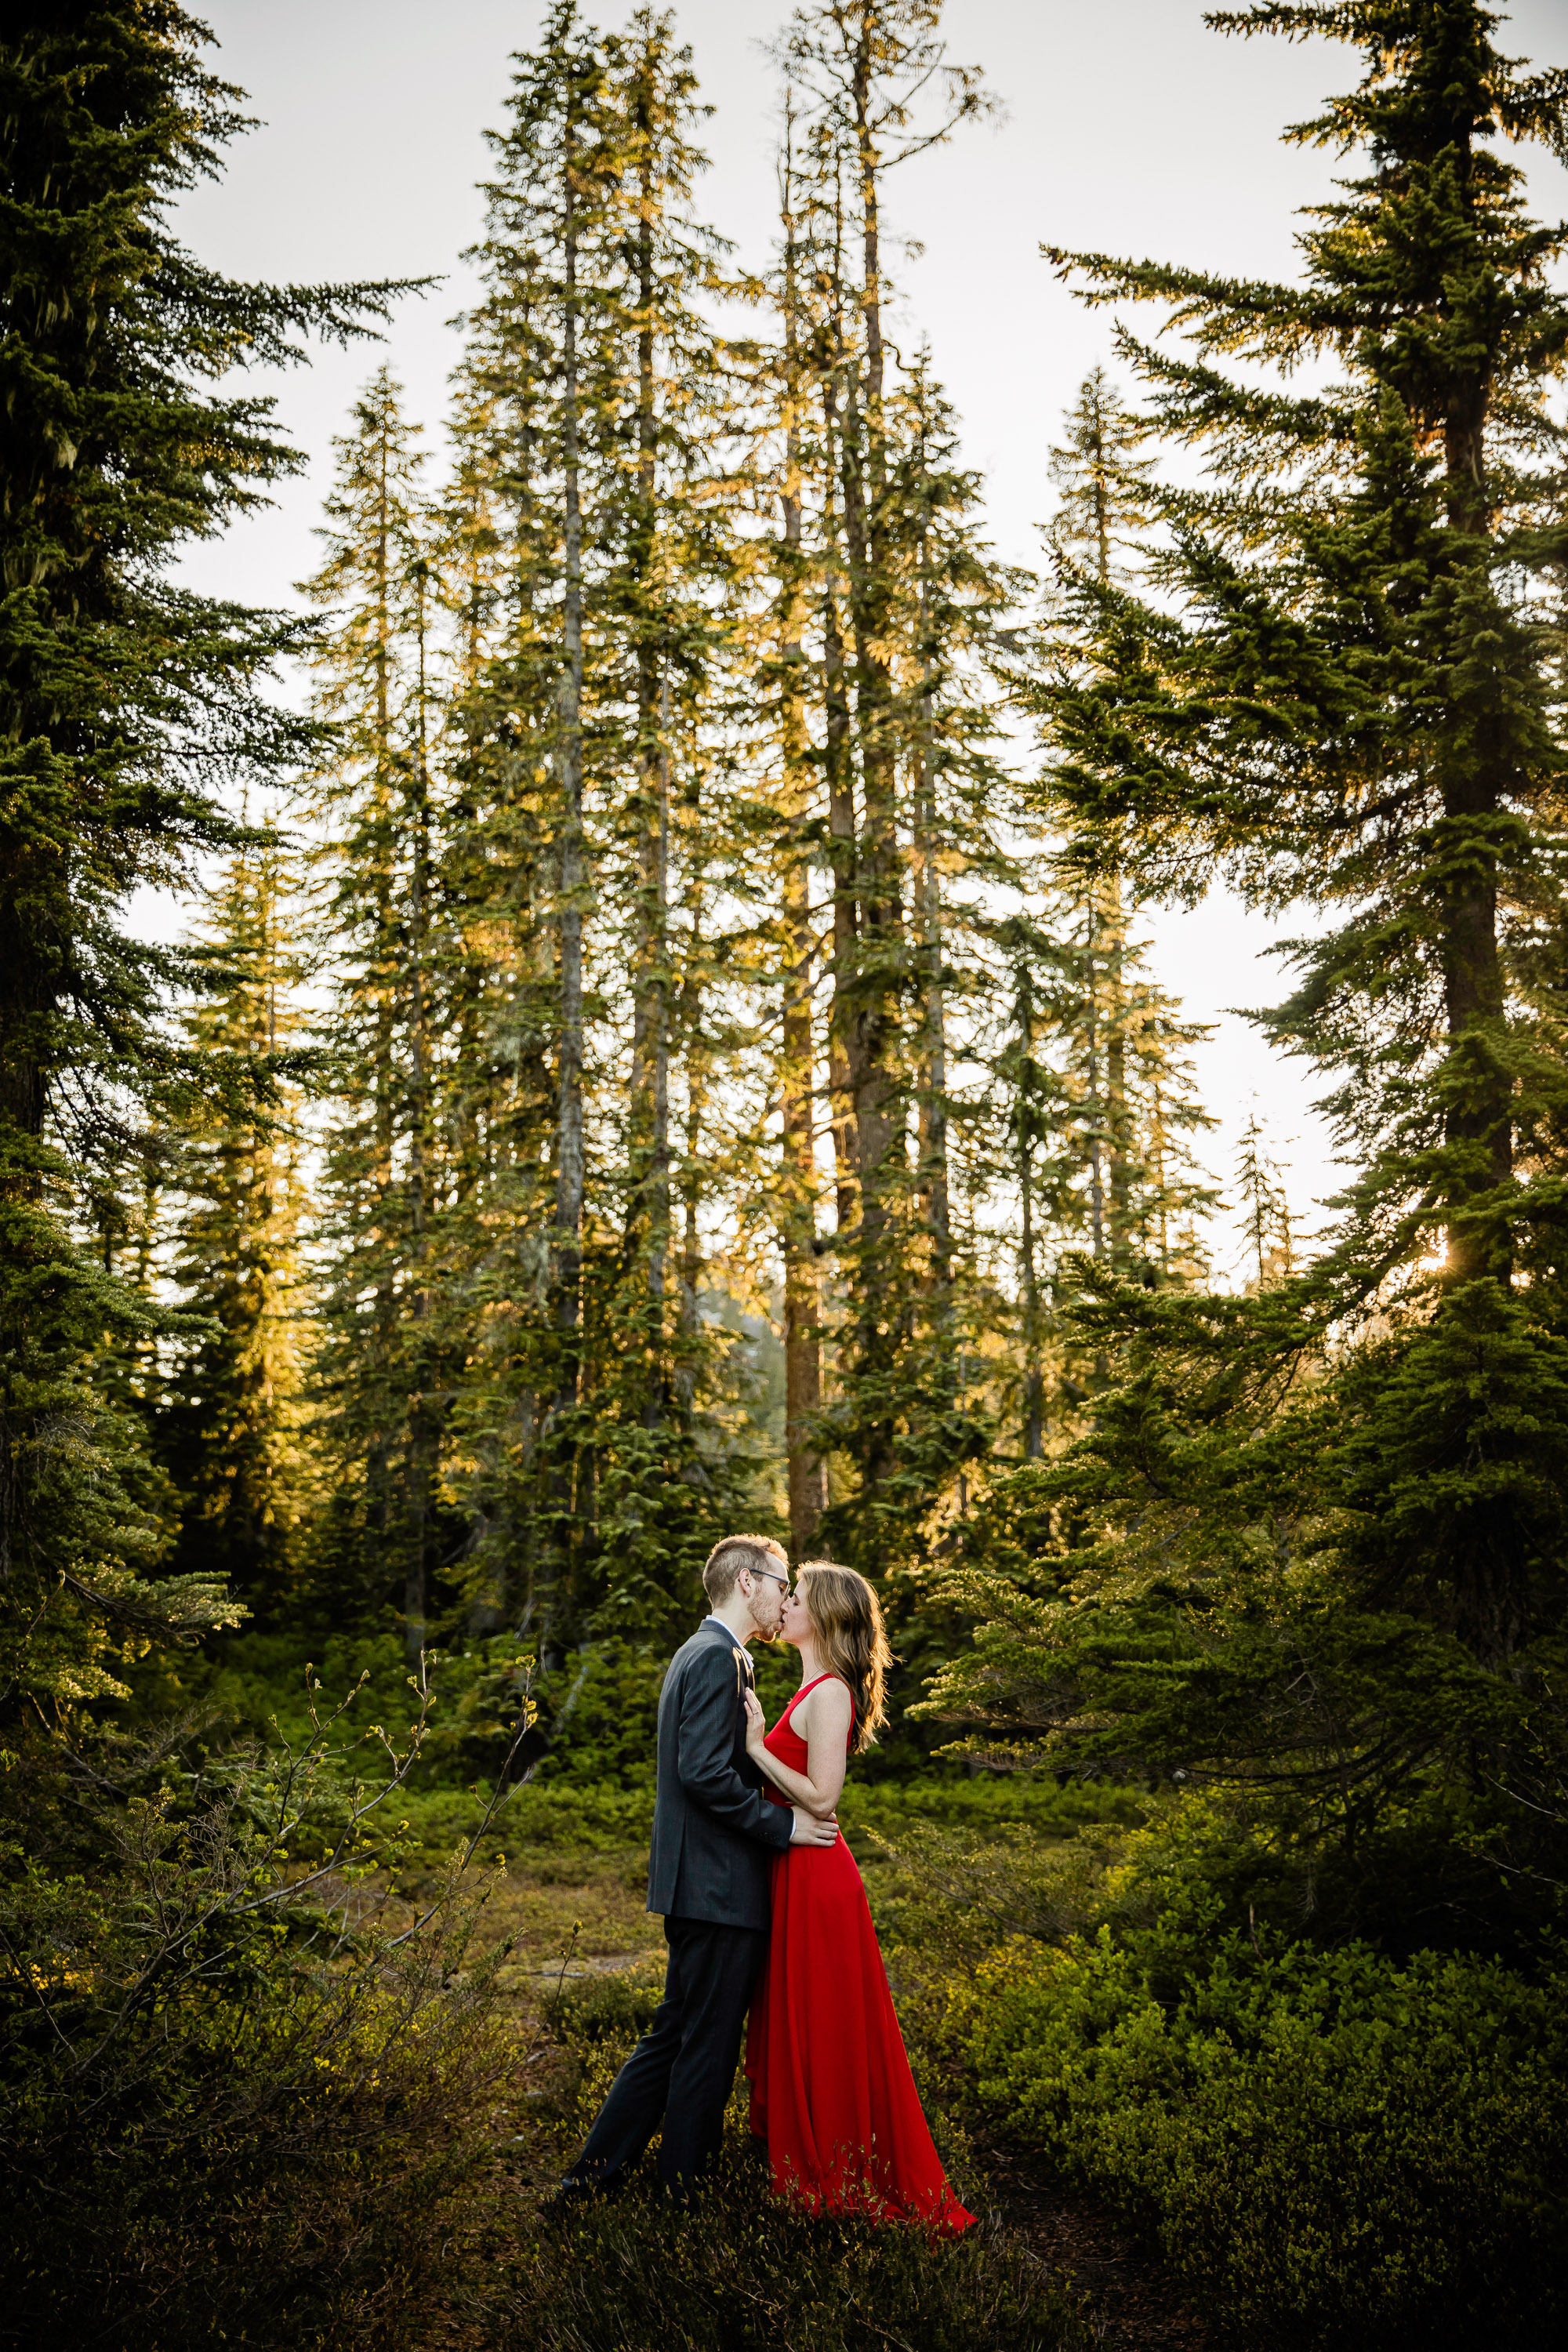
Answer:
[{"left": 744, "top": 1673, "right": 975, "bottom": 2232}]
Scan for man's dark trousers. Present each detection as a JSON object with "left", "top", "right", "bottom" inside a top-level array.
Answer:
[
  {"left": 565, "top": 1914, "right": 766, "bottom": 2197},
  {"left": 561, "top": 1617, "right": 791, "bottom": 2200}
]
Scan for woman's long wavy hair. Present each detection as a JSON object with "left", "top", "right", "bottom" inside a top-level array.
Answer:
[{"left": 796, "top": 1562, "right": 891, "bottom": 1755}]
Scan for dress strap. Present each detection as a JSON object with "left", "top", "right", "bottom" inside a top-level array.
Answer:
[{"left": 786, "top": 1671, "right": 844, "bottom": 1715}]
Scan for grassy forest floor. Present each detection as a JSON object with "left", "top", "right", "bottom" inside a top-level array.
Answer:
[
  {"left": 22, "top": 1635, "right": 1561, "bottom": 2350},
  {"left": 498, "top": 1855, "right": 1210, "bottom": 2351},
  {"left": 366, "top": 1768, "right": 1201, "bottom": 2352}
]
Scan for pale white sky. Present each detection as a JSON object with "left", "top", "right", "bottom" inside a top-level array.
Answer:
[{"left": 169, "top": 0, "right": 1568, "bottom": 1266}]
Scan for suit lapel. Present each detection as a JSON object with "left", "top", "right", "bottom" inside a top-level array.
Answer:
[{"left": 699, "top": 1618, "right": 752, "bottom": 1690}]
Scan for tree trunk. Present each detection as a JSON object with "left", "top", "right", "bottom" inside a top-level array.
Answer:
[
  {"left": 1105, "top": 878, "right": 1131, "bottom": 1271},
  {"left": 554, "top": 120, "right": 586, "bottom": 1410},
  {"left": 1083, "top": 917, "right": 1105, "bottom": 1262},
  {"left": 677, "top": 987, "right": 706, "bottom": 1418},
  {"left": 630, "top": 134, "right": 672, "bottom": 1403},
  {"left": 820, "top": 319, "right": 859, "bottom": 1240},
  {"left": 838, "top": 368, "right": 899, "bottom": 1264},
  {"left": 1020, "top": 1156, "right": 1044, "bottom": 1461},
  {"left": 848, "top": 19, "right": 902, "bottom": 1185},
  {"left": 368, "top": 411, "right": 397, "bottom": 1574},
  {"left": 1089, "top": 443, "right": 1131, "bottom": 1274},
  {"left": 402, "top": 558, "right": 436, "bottom": 1661},
  {"left": 779, "top": 122, "right": 826, "bottom": 1553},
  {"left": 913, "top": 534, "right": 951, "bottom": 1319},
  {"left": 1440, "top": 367, "right": 1511, "bottom": 1282},
  {"left": 840, "top": 31, "right": 905, "bottom": 1484}
]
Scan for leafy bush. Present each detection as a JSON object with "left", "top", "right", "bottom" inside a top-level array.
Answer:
[
  {"left": 185, "top": 1632, "right": 1144, "bottom": 1878},
  {"left": 0, "top": 1665, "right": 539, "bottom": 2350},
  {"left": 509, "top": 1958, "right": 1089, "bottom": 2352},
  {"left": 397, "top": 1776, "right": 657, "bottom": 1860},
  {"left": 185, "top": 1628, "right": 539, "bottom": 1778},
  {"left": 842, "top": 1771, "right": 1145, "bottom": 1840},
  {"left": 5, "top": 1896, "right": 510, "bottom": 2350},
  {"left": 962, "top": 1926, "right": 1568, "bottom": 2350},
  {"left": 532, "top": 1640, "right": 672, "bottom": 1787},
  {"left": 538, "top": 1951, "right": 666, "bottom": 2046},
  {"left": 387, "top": 1754, "right": 1140, "bottom": 1874}
]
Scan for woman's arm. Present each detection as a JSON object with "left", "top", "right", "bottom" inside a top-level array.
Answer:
[
  {"left": 676, "top": 1650, "right": 793, "bottom": 1848},
  {"left": 743, "top": 1682, "right": 851, "bottom": 1820}
]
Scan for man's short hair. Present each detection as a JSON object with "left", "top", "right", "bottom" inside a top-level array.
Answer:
[{"left": 702, "top": 1533, "right": 787, "bottom": 1608}]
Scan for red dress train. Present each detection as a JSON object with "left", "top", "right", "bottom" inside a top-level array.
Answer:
[{"left": 744, "top": 1674, "right": 974, "bottom": 2232}]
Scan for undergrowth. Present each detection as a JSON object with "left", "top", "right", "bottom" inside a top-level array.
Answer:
[{"left": 503, "top": 2143, "right": 1090, "bottom": 2352}]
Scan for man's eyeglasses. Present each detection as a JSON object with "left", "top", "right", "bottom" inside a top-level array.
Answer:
[{"left": 750, "top": 1567, "right": 790, "bottom": 1592}]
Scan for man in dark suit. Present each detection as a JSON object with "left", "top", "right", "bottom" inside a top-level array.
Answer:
[{"left": 557, "top": 1534, "right": 837, "bottom": 2201}]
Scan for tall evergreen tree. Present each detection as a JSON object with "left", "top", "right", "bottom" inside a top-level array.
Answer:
[
  {"left": 1232, "top": 1106, "right": 1298, "bottom": 1292},
  {"left": 1045, "top": 364, "right": 1156, "bottom": 588},
  {"left": 818, "top": 355, "right": 1025, "bottom": 1547},
  {"left": 927, "top": 2, "right": 1568, "bottom": 1940},
  {"left": 439, "top": 3, "right": 762, "bottom": 1641},
  {"left": 1039, "top": 368, "right": 1160, "bottom": 1285},
  {"left": 301, "top": 371, "right": 453, "bottom": 1650},
  {"left": 772, "top": 4, "right": 1007, "bottom": 1556},
  {"left": 771, "top": 88, "right": 829, "bottom": 1559},
  {"left": 0, "top": 1, "right": 400, "bottom": 1702},
  {"left": 1020, "top": 885, "right": 1218, "bottom": 1293},
  {"left": 452, "top": 2, "right": 628, "bottom": 1642},
  {"left": 978, "top": 367, "right": 1212, "bottom": 1457},
  {"left": 159, "top": 828, "right": 313, "bottom": 1606}
]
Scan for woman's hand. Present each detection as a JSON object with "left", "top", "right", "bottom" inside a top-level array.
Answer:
[{"left": 742, "top": 1686, "right": 768, "bottom": 1755}]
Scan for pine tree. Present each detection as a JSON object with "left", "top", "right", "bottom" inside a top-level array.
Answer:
[
  {"left": 982, "top": 368, "right": 1212, "bottom": 1450},
  {"left": 926, "top": 3, "right": 1568, "bottom": 1936},
  {"left": 1022, "top": 887, "right": 1218, "bottom": 1290},
  {"left": 862, "top": 355, "right": 1026, "bottom": 1501},
  {"left": 0, "top": 2, "right": 399, "bottom": 1702},
  {"left": 990, "top": 882, "right": 1217, "bottom": 1437},
  {"left": 771, "top": 4, "right": 1007, "bottom": 1555},
  {"left": 1232, "top": 1106, "right": 1297, "bottom": 1293},
  {"left": 1125, "top": 985, "right": 1218, "bottom": 1290},
  {"left": 1045, "top": 364, "right": 1156, "bottom": 588},
  {"left": 159, "top": 829, "right": 313, "bottom": 1606},
  {"left": 438, "top": 4, "right": 764, "bottom": 1641},
  {"left": 452, "top": 3, "right": 630, "bottom": 1640},
  {"left": 994, "top": 919, "right": 1058, "bottom": 1460},
  {"left": 302, "top": 371, "right": 454, "bottom": 1650},
  {"left": 772, "top": 87, "right": 829, "bottom": 1558},
  {"left": 1040, "top": 368, "right": 1160, "bottom": 1285}
]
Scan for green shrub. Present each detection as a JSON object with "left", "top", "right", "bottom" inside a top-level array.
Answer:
[
  {"left": 3, "top": 1872, "right": 512, "bottom": 2350},
  {"left": 840, "top": 1770, "right": 1145, "bottom": 1839},
  {"left": 11, "top": 1984, "right": 505, "bottom": 2349},
  {"left": 0, "top": 1691, "right": 526, "bottom": 2351},
  {"left": 457, "top": 1759, "right": 1138, "bottom": 1870},
  {"left": 394, "top": 1775, "right": 656, "bottom": 1862},
  {"left": 964, "top": 1928, "right": 1568, "bottom": 2350},
  {"left": 539, "top": 1952, "right": 666, "bottom": 2046},
  {"left": 531, "top": 1640, "right": 670, "bottom": 1788},
  {"left": 183, "top": 1634, "right": 1145, "bottom": 1871}
]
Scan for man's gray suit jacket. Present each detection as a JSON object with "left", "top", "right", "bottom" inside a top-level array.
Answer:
[{"left": 645, "top": 1620, "right": 793, "bottom": 1929}]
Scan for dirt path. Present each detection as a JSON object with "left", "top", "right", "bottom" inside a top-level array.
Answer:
[{"left": 978, "top": 2139, "right": 1210, "bottom": 2351}]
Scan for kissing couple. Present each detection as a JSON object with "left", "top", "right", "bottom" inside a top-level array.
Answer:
[{"left": 556, "top": 1534, "right": 973, "bottom": 2231}]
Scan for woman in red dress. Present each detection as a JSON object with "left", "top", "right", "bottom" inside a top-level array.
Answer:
[{"left": 742, "top": 1561, "right": 974, "bottom": 2233}]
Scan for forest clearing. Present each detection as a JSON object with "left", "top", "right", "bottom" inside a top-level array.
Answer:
[{"left": 5, "top": 2, "right": 1568, "bottom": 2346}]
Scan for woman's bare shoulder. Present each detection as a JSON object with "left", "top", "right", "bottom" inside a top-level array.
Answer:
[{"left": 800, "top": 1674, "right": 854, "bottom": 1727}]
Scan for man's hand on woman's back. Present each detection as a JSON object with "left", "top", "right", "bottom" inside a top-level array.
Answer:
[{"left": 789, "top": 1806, "right": 838, "bottom": 1846}]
